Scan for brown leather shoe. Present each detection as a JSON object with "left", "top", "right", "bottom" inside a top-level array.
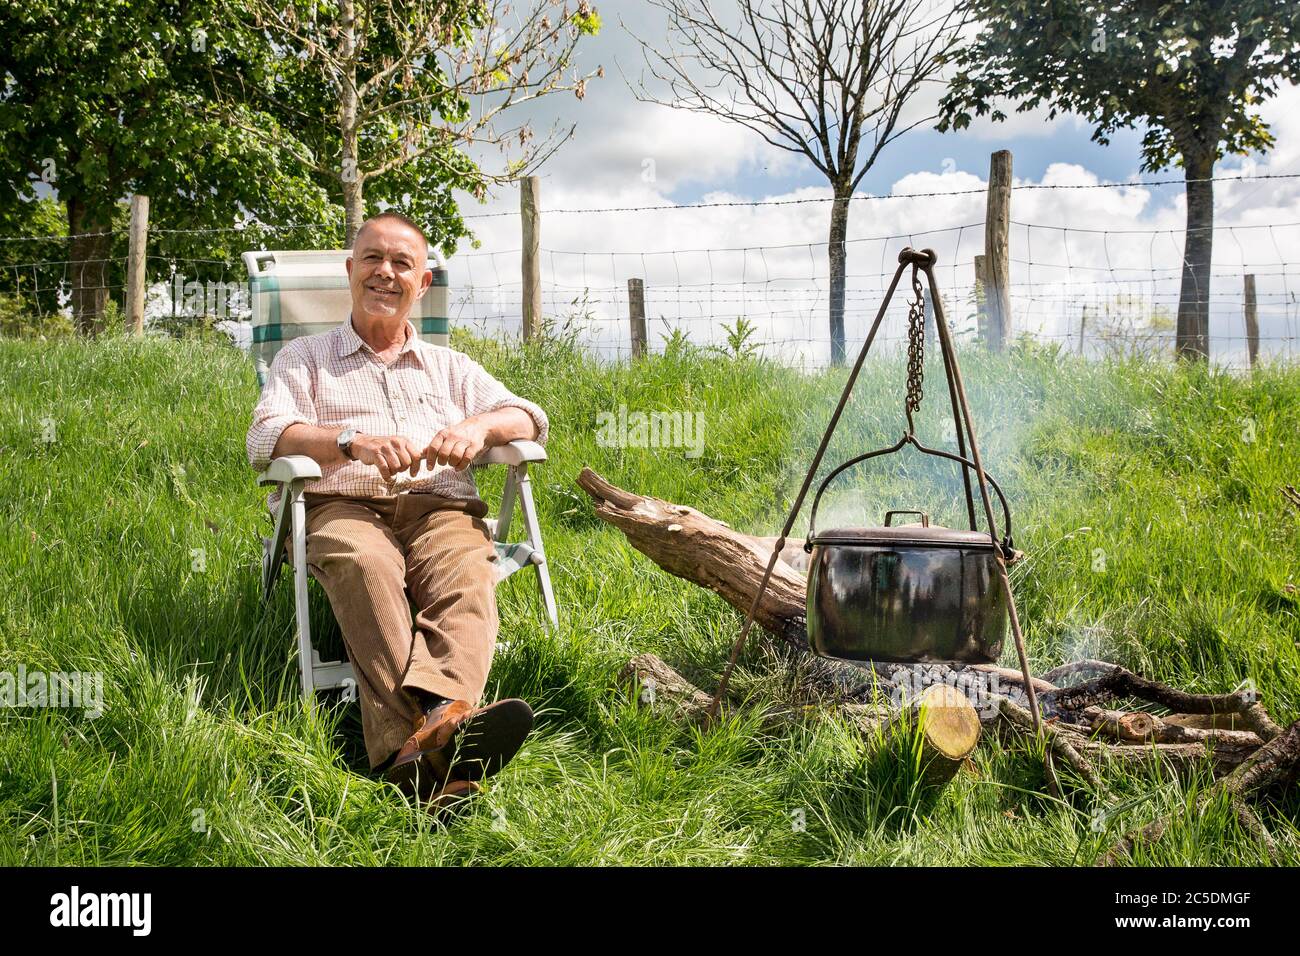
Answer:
[
  {"left": 391, "top": 697, "right": 534, "bottom": 784},
  {"left": 451, "top": 698, "right": 535, "bottom": 782},
  {"left": 391, "top": 699, "right": 475, "bottom": 772}
]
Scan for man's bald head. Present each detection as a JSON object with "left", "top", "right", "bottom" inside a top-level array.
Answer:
[{"left": 354, "top": 211, "right": 430, "bottom": 258}]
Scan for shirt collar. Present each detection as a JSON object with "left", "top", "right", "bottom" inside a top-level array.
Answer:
[{"left": 337, "top": 314, "right": 424, "bottom": 366}]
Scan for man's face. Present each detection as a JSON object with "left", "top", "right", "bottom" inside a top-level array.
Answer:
[{"left": 346, "top": 218, "right": 432, "bottom": 323}]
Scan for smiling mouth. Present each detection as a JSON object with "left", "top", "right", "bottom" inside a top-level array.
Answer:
[{"left": 367, "top": 285, "right": 399, "bottom": 299}]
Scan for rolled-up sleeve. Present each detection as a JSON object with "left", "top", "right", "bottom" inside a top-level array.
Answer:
[
  {"left": 246, "top": 343, "right": 318, "bottom": 471},
  {"left": 457, "top": 355, "right": 549, "bottom": 446}
]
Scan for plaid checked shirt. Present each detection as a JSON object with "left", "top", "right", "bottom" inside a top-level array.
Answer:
[{"left": 247, "top": 316, "right": 549, "bottom": 512}]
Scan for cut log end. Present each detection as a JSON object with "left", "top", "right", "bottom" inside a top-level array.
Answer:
[
  {"left": 918, "top": 684, "right": 983, "bottom": 759},
  {"left": 897, "top": 684, "right": 982, "bottom": 786}
]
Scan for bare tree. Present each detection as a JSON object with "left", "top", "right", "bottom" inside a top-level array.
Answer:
[
  {"left": 632, "top": 0, "right": 965, "bottom": 364},
  {"left": 226, "top": 0, "right": 603, "bottom": 243}
]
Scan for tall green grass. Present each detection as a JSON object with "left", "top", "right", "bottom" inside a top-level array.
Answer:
[{"left": 0, "top": 327, "right": 1297, "bottom": 865}]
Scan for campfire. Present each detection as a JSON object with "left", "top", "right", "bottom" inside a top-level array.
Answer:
[{"left": 577, "top": 467, "right": 1299, "bottom": 865}]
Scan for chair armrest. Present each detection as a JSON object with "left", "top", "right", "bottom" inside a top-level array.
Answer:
[
  {"left": 257, "top": 455, "right": 323, "bottom": 487},
  {"left": 473, "top": 439, "right": 547, "bottom": 467}
]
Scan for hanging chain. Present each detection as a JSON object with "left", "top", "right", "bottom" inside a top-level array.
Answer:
[{"left": 904, "top": 265, "right": 926, "bottom": 426}]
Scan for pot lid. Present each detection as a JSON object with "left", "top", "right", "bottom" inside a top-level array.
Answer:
[{"left": 810, "top": 524, "right": 997, "bottom": 550}]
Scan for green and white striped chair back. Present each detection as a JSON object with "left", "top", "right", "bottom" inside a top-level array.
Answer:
[{"left": 241, "top": 249, "right": 450, "bottom": 387}]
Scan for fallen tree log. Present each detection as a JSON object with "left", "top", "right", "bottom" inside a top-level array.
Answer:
[
  {"left": 578, "top": 468, "right": 810, "bottom": 649},
  {"left": 1071, "top": 736, "right": 1265, "bottom": 776},
  {"left": 1041, "top": 664, "right": 1282, "bottom": 743},
  {"left": 619, "top": 653, "right": 715, "bottom": 726},
  {"left": 1164, "top": 713, "right": 1248, "bottom": 732}
]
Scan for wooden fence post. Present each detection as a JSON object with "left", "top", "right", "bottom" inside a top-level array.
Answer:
[
  {"left": 520, "top": 176, "right": 542, "bottom": 341},
  {"left": 628, "top": 278, "right": 647, "bottom": 359},
  {"left": 126, "top": 194, "right": 150, "bottom": 335},
  {"left": 973, "top": 254, "right": 988, "bottom": 345},
  {"left": 985, "top": 150, "right": 1012, "bottom": 352},
  {"left": 1079, "top": 305, "right": 1090, "bottom": 357},
  {"left": 1243, "top": 274, "right": 1258, "bottom": 370}
]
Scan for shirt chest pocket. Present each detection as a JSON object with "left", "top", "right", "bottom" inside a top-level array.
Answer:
[
  {"left": 315, "top": 370, "right": 384, "bottom": 426},
  {"left": 415, "top": 375, "right": 456, "bottom": 424}
]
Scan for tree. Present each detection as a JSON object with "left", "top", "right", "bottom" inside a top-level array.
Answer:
[
  {"left": 633, "top": 0, "right": 965, "bottom": 365},
  {"left": 229, "top": 0, "right": 603, "bottom": 244},
  {"left": 937, "top": 1, "right": 1300, "bottom": 361},
  {"left": 0, "top": 0, "right": 330, "bottom": 332}
]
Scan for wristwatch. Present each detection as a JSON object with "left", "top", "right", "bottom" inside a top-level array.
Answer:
[{"left": 336, "top": 428, "right": 360, "bottom": 461}]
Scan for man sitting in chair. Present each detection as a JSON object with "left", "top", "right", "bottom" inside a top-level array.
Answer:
[{"left": 246, "top": 211, "right": 546, "bottom": 809}]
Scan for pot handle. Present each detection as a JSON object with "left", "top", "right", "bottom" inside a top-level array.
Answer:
[
  {"left": 804, "top": 437, "right": 1015, "bottom": 555},
  {"left": 884, "top": 510, "right": 929, "bottom": 527}
]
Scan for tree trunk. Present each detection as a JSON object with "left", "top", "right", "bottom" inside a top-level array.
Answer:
[
  {"left": 827, "top": 183, "right": 851, "bottom": 366},
  {"left": 1176, "top": 151, "right": 1214, "bottom": 361},
  {"left": 340, "top": 0, "right": 365, "bottom": 246},
  {"left": 342, "top": 169, "right": 365, "bottom": 247},
  {"left": 67, "top": 197, "right": 112, "bottom": 336},
  {"left": 574, "top": 467, "right": 810, "bottom": 649}
]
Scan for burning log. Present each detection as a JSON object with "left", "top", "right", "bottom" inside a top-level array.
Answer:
[
  {"left": 578, "top": 467, "right": 1298, "bottom": 806},
  {"left": 1080, "top": 707, "right": 1157, "bottom": 742},
  {"left": 1041, "top": 663, "right": 1283, "bottom": 743}
]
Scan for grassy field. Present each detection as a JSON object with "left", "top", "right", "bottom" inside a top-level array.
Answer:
[{"left": 1, "top": 326, "right": 1298, "bottom": 865}]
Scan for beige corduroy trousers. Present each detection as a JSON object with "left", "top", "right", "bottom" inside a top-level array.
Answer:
[{"left": 301, "top": 491, "right": 499, "bottom": 769}]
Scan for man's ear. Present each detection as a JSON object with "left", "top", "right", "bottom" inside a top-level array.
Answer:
[
  {"left": 345, "top": 256, "right": 354, "bottom": 278},
  {"left": 414, "top": 266, "right": 433, "bottom": 300}
]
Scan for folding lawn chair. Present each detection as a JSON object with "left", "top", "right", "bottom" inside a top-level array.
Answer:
[{"left": 242, "top": 249, "right": 558, "bottom": 698}]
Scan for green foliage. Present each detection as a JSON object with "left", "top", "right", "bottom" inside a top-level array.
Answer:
[
  {"left": 0, "top": 292, "right": 72, "bottom": 338},
  {"left": 0, "top": 0, "right": 333, "bottom": 242},
  {"left": 717, "top": 316, "right": 760, "bottom": 359},
  {"left": 0, "top": 198, "right": 74, "bottom": 318},
  {"left": 659, "top": 325, "right": 697, "bottom": 360},
  {"left": 0, "top": 0, "right": 341, "bottom": 329},
  {"left": 232, "top": 0, "right": 602, "bottom": 250},
  {"left": 574, "top": 7, "right": 602, "bottom": 35},
  {"left": 938, "top": 0, "right": 1300, "bottom": 168}
]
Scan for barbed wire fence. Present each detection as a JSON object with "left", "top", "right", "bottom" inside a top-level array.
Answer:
[
  {"left": 2, "top": 166, "right": 1298, "bottom": 371},
  {"left": 448, "top": 218, "right": 1300, "bottom": 370}
]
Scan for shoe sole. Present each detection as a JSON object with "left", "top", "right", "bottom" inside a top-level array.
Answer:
[{"left": 445, "top": 698, "right": 534, "bottom": 783}]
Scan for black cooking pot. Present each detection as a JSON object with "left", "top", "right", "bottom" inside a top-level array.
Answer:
[
  {"left": 803, "top": 444, "right": 1018, "bottom": 663},
  {"left": 806, "top": 510, "right": 1010, "bottom": 663}
]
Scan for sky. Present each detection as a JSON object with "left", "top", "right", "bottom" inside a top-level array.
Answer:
[{"left": 441, "top": 0, "right": 1300, "bottom": 369}]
